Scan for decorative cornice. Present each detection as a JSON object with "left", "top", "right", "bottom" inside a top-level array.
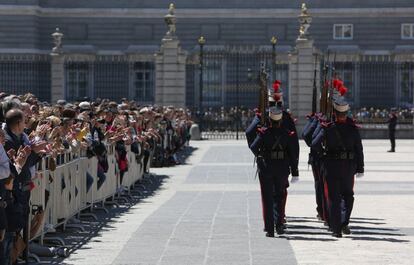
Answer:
[{"left": 0, "top": 5, "right": 413, "bottom": 19}]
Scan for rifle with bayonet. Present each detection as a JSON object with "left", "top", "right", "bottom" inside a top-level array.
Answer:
[
  {"left": 320, "top": 52, "right": 330, "bottom": 116},
  {"left": 258, "top": 62, "right": 269, "bottom": 124},
  {"left": 326, "top": 53, "right": 337, "bottom": 121},
  {"left": 312, "top": 54, "right": 318, "bottom": 115}
]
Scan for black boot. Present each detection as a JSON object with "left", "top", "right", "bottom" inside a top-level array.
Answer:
[
  {"left": 332, "top": 232, "right": 342, "bottom": 238},
  {"left": 342, "top": 225, "right": 351, "bottom": 235},
  {"left": 276, "top": 224, "right": 285, "bottom": 235}
]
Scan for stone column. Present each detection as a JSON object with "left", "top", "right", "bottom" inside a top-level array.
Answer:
[
  {"left": 50, "top": 54, "right": 65, "bottom": 103},
  {"left": 155, "top": 39, "right": 187, "bottom": 107},
  {"left": 288, "top": 3, "right": 319, "bottom": 131},
  {"left": 289, "top": 39, "right": 319, "bottom": 130},
  {"left": 50, "top": 28, "right": 65, "bottom": 103},
  {"left": 154, "top": 4, "right": 187, "bottom": 108}
]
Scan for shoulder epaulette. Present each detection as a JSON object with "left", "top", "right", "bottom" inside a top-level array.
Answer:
[
  {"left": 257, "top": 127, "right": 268, "bottom": 135},
  {"left": 306, "top": 113, "right": 315, "bottom": 119},
  {"left": 321, "top": 121, "right": 333, "bottom": 128}
]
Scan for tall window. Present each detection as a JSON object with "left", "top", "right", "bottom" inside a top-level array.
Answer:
[
  {"left": 401, "top": 24, "right": 414, "bottom": 39},
  {"left": 333, "top": 24, "right": 353, "bottom": 40},
  {"left": 66, "top": 63, "right": 89, "bottom": 101},
  {"left": 132, "top": 62, "right": 154, "bottom": 103}
]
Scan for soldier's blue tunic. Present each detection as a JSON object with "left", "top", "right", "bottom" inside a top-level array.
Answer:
[
  {"left": 302, "top": 115, "right": 326, "bottom": 219},
  {"left": 250, "top": 125, "right": 299, "bottom": 231},
  {"left": 312, "top": 117, "right": 364, "bottom": 235},
  {"left": 245, "top": 114, "right": 270, "bottom": 232}
]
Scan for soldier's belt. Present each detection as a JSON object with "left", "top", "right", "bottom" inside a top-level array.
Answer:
[
  {"left": 270, "top": 151, "right": 286, "bottom": 160},
  {"left": 324, "top": 151, "right": 355, "bottom": 160},
  {"left": 0, "top": 200, "right": 7, "bottom": 208}
]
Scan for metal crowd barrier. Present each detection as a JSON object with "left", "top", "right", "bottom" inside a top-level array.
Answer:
[
  {"left": 28, "top": 142, "right": 147, "bottom": 246},
  {"left": 201, "top": 131, "right": 246, "bottom": 140}
]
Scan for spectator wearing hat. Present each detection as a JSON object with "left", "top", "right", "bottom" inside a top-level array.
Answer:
[
  {"left": 387, "top": 108, "right": 398, "bottom": 152},
  {"left": 78, "top": 101, "right": 92, "bottom": 117},
  {"left": 56, "top": 99, "right": 67, "bottom": 107}
]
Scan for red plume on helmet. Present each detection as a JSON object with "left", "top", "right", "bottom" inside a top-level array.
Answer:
[
  {"left": 338, "top": 85, "right": 348, "bottom": 96},
  {"left": 273, "top": 94, "right": 281, "bottom": 102},
  {"left": 273, "top": 80, "right": 281, "bottom": 93},
  {"left": 332, "top": 79, "right": 344, "bottom": 90},
  {"left": 332, "top": 78, "right": 348, "bottom": 96}
]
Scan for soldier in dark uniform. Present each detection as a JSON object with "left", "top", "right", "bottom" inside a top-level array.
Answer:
[
  {"left": 273, "top": 88, "right": 299, "bottom": 226},
  {"left": 245, "top": 92, "right": 277, "bottom": 233},
  {"left": 312, "top": 97, "right": 364, "bottom": 238},
  {"left": 245, "top": 108, "right": 266, "bottom": 230},
  {"left": 249, "top": 107, "right": 299, "bottom": 237},
  {"left": 302, "top": 113, "right": 327, "bottom": 222},
  {"left": 387, "top": 108, "right": 397, "bottom": 152}
]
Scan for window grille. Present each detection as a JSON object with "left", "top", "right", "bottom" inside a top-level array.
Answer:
[
  {"left": 398, "top": 63, "right": 414, "bottom": 107},
  {"left": 65, "top": 62, "right": 90, "bottom": 101},
  {"left": 94, "top": 61, "right": 129, "bottom": 101},
  {"left": 0, "top": 59, "right": 51, "bottom": 102},
  {"left": 130, "top": 62, "right": 155, "bottom": 104}
]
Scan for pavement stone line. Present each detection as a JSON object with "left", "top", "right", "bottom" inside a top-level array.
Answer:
[{"left": 64, "top": 140, "right": 413, "bottom": 265}]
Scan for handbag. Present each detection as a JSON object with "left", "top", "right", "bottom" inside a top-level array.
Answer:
[
  {"left": 30, "top": 208, "right": 45, "bottom": 240},
  {"left": 11, "top": 233, "right": 26, "bottom": 263}
]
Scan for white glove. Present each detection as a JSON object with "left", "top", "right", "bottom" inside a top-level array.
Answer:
[
  {"left": 291, "top": 176, "right": 299, "bottom": 183},
  {"left": 356, "top": 173, "right": 364, "bottom": 178}
]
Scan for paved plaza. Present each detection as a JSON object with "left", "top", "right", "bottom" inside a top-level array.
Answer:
[{"left": 63, "top": 139, "right": 414, "bottom": 265}]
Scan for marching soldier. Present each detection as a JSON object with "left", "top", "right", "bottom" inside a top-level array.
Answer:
[
  {"left": 302, "top": 113, "right": 327, "bottom": 222},
  {"left": 245, "top": 92, "right": 277, "bottom": 233},
  {"left": 272, "top": 84, "right": 300, "bottom": 182},
  {"left": 272, "top": 85, "right": 300, "bottom": 226},
  {"left": 245, "top": 108, "right": 266, "bottom": 231},
  {"left": 312, "top": 97, "right": 364, "bottom": 238},
  {"left": 249, "top": 107, "right": 299, "bottom": 237}
]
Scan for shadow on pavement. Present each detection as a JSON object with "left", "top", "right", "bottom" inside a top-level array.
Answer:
[
  {"left": 279, "top": 235, "right": 337, "bottom": 242},
  {"left": 349, "top": 236, "right": 410, "bottom": 243},
  {"left": 177, "top": 145, "right": 198, "bottom": 165},
  {"left": 36, "top": 174, "right": 170, "bottom": 265},
  {"left": 350, "top": 225, "right": 398, "bottom": 232},
  {"left": 283, "top": 216, "right": 410, "bottom": 243}
]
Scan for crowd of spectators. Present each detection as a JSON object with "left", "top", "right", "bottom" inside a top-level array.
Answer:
[
  {"left": 196, "top": 107, "right": 252, "bottom": 132},
  {"left": 0, "top": 92, "right": 192, "bottom": 265},
  {"left": 199, "top": 106, "right": 414, "bottom": 132},
  {"left": 352, "top": 107, "right": 414, "bottom": 124}
]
